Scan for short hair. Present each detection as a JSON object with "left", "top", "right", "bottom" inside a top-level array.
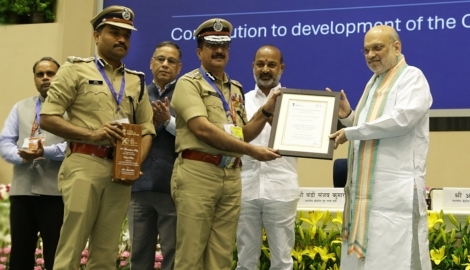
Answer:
[
  {"left": 197, "top": 37, "right": 205, "bottom": 49},
  {"left": 95, "top": 25, "right": 105, "bottom": 34},
  {"left": 154, "top": 41, "right": 182, "bottom": 60},
  {"left": 32, "top": 57, "right": 60, "bottom": 73},
  {"left": 254, "top": 45, "right": 284, "bottom": 64}
]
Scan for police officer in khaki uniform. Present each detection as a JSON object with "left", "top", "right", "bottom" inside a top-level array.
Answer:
[
  {"left": 40, "top": 6, "right": 154, "bottom": 270},
  {"left": 171, "top": 18, "right": 281, "bottom": 270}
]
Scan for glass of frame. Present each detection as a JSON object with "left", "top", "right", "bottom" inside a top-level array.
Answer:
[{"left": 268, "top": 88, "right": 340, "bottom": 159}]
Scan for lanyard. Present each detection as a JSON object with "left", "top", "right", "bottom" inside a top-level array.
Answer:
[
  {"left": 199, "top": 67, "right": 237, "bottom": 125},
  {"left": 95, "top": 58, "right": 125, "bottom": 111},
  {"left": 31, "top": 98, "right": 41, "bottom": 136}
]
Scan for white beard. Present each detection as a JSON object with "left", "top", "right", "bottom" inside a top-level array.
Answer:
[{"left": 253, "top": 72, "right": 282, "bottom": 90}]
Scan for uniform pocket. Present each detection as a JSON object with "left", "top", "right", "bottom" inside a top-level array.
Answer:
[
  {"left": 201, "top": 89, "right": 226, "bottom": 124},
  {"left": 84, "top": 85, "right": 108, "bottom": 111}
]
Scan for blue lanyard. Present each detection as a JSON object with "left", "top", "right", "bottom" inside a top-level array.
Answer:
[
  {"left": 199, "top": 67, "right": 233, "bottom": 122},
  {"left": 95, "top": 58, "right": 125, "bottom": 111},
  {"left": 34, "top": 98, "right": 41, "bottom": 135}
]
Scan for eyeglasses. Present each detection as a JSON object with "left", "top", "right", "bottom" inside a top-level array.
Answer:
[
  {"left": 203, "top": 43, "right": 230, "bottom": 50},
  {"left": 361, "top": 44, "right": 386, "bottom": 55},
  {"left": 152, "top": 56, "right": 180, "bottom": 66}
]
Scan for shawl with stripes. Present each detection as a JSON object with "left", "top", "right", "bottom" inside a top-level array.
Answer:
[{"left": 342, "top": 54, "right": 408, "bottom": 259}]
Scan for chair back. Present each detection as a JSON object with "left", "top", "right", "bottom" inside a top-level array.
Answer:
[{"left": 333, "top": 158, "right": 348, "bottom": 188}]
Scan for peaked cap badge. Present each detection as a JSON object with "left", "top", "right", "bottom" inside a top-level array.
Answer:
[
  {"left": 122, "top": 8, "right": 131, "bottom": 20},
  {"left": 213, "top": 19, "right": 223, "bottom": 32}
]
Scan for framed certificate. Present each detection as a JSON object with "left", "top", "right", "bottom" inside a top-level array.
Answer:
[{"left": 268, "top": 88, "right": 340, "bottom": 159}]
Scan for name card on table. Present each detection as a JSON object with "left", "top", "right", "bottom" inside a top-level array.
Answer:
[
  {"left": 443, "top": 188, "right": 470, "bottom": 208},
  {"left": 298, "top": 188, "right": 345, "bottom": 209}
]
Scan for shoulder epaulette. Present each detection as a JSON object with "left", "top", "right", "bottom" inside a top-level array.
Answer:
[
  {"left": 124, "top": 68, "right": 145, "bottom": 76},
  {"left": 184, "top": 70, "right": 201, "bottom": 79},
  {"left": 123, "top": 68, "right": 145, "bottom": 103},
  {"left": 67, "top": 56, "right": 94, "bottom": 63},
  {"left": 230, "top": 79, "right": 243, "bottom": 88}
]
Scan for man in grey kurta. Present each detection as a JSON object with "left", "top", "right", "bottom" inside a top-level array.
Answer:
[{"left": 0, "top": 57, "right": 65, "bottom": 270}]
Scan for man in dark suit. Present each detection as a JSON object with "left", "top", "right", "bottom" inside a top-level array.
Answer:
[{"left": 128, "top": 41, "right": 182, "bottom": 270}]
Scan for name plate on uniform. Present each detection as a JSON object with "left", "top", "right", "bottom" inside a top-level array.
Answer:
[
  {"left": 113, "top": 123, "right": 142, "bottom": 180},
  {"left": 297, "top": 188, "right": 345, "bottom": 209},
  {"left": 443, "top": 187, "right": 470, "bottom": 208}
]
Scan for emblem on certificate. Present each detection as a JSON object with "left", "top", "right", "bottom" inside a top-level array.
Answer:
[{"left": 113, "top": 123, "right": 142, "bottom": 180}]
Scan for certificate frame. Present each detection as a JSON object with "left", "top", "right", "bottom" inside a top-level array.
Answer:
[{"left": 268, "top": 88, "right": 340, "bottom": 160}]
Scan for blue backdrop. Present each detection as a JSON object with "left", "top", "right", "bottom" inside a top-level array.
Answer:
[{"left": 103, "top": 0, "right": 470, "bottom": 112}]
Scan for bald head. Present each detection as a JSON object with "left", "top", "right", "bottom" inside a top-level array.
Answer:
[
  {"left": 254, "top": 45, "right": 283, "bottom": 63},
  {"left": 366, "top": 25, "right": 401, "bottom": 44},
  {"left": 363, "top": 25, "right": 402, "bottom": 75}
]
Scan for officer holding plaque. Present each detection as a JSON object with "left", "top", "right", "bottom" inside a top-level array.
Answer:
[
  {"left": 0, "top": 57, "right": 65, "bottom": 270},
  {"left": 40, "top": 5, "right": 154, "bottom": 269}
]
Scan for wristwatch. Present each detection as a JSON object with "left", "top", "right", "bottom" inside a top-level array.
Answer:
[
  {"left": 163, "top": 118, "right": 171, "bottom": 127},
  {"left": 261, "top": 107, "right": 272, "bottom": 118}
]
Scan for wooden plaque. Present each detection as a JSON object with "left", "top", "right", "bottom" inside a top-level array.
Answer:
[
  {"left": 28, "top": 136, "right": 46, "bottom": 151},
  {"left": 113, "top": 123, "right": 142, "bottom": 180}
]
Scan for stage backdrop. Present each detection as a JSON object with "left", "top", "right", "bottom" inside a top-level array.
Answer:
[{"left": 103, "top": 0, "right": 470, "bottom": 114}]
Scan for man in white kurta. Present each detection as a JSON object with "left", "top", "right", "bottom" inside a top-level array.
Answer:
[
  {"left": 236, "top": 45, "right": 299, "bottom": 270},
  {"left": 329, "top": 25, "right": 432, "bottom": 270}
]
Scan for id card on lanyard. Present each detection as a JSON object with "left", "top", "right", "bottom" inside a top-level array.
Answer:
[
  {"left": 199, "top": 67, "right": 243, "bottom": 141},
  {"left": 95, "top": 58, "right": 129, "bottom": 123},
  {"left": 22, "top": 98, "right": 46, "bottom": 150}
]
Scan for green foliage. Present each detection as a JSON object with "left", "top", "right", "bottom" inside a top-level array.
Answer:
[
  {"left": 232, "top": 210, "right": 343, "bottom": 270},
  {"left": 0, "top": 0, "right": 13, "bottom": 24},
  {"left": 1, "top": 188, "right": 470, "bottom": 270},
  {"left": 10, "top": 0, "right": 55, "bottom": 22},
  {"left": 231, "top": 210, "right": 470, "bottom": 270},
  {"left": 290, "top": 210, "right": 342, "bottom": 270},
  {"left": 0, "top": 0, "right": 12, "bottom": 13},
  {"left": 428, "top": 211, "right": 470, "bottom": 270},
  {"left": 11, "top": 0, "right": 31, "bottom": 15}
]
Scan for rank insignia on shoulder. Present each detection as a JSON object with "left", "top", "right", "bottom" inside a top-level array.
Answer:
[
  {"left": 205, "top": 71, "right": 216, "bottom": 81},
  {"left": 124, "top": 68, "right": 145, "bottom": 76},
  {"left": 67, "top": 56, "right": 94, "bottom": 63},
  {"left": 230, "top": 79, "right": 243, "bottom": 88},
  {"left": 186, "top": 70, "right": 201, "bottom": 79}
]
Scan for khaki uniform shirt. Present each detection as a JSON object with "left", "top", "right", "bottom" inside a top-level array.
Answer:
[
  {"left": 41, "top": 57, "right": 155, "bottom": 145},
  {"left": 171, "top": 67, "right": 247, "bottom": 157}
]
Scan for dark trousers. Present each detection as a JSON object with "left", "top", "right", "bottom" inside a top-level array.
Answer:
[
  {"left": 9, "top": 195, "right": 64, "bottom": 270},
  {"left": 128, "top": 191, "right": 176, "bottom": 270}
]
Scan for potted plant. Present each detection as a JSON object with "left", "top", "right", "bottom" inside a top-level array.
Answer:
[{"left": 11, "top": 0, "right": 55, "bottom": 23}]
